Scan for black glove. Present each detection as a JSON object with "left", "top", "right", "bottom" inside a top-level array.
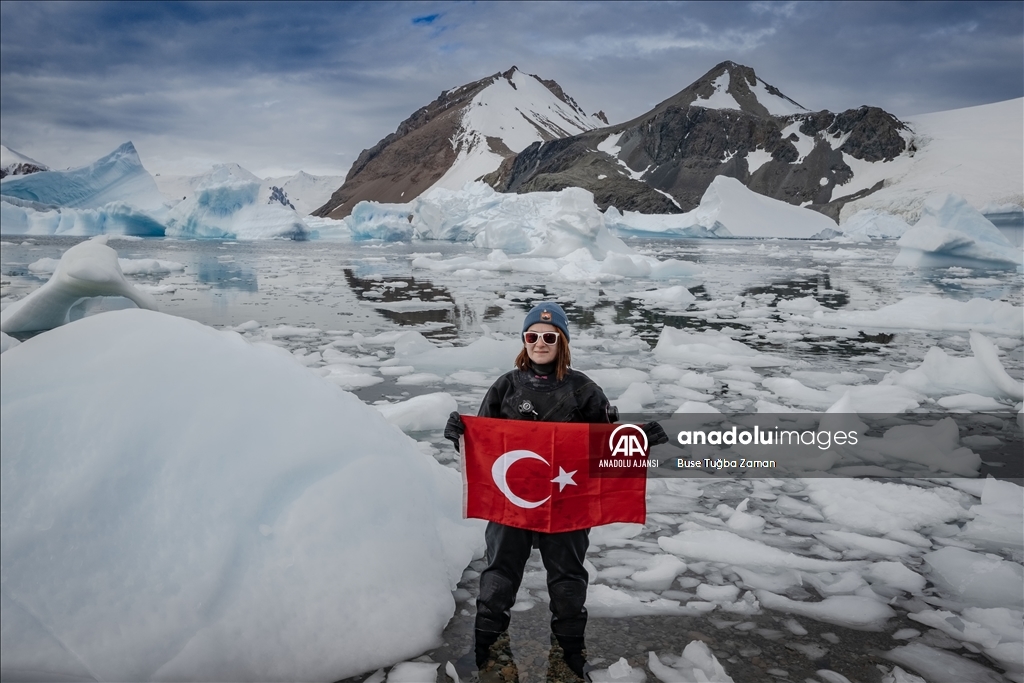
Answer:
[
  {"left": 642, "top": 421, "right": 669, "bottom": 446},
  {"left": 444, "top": 411, "right": 465, "bottom": 452}
]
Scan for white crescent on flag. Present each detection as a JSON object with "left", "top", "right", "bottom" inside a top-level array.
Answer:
[{"left": 491, "top": 450, "right": 551, "bottom": 509}]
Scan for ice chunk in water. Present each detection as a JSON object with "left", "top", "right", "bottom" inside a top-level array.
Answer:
[
  {"left": 376, "top": 393, "right": 458, "bottom": 432},
  {"left": 923, "top": 547, "right": 1024, "bottom": 609},
  {"left": 755, "top": 591, "right": 895, "bottom": 631},
  {"left": 1, "top": 237, "right": 157, "bottom": 334},
  {"left": 884, "top": 643, "right": 1006, "bottom": 683},
  {"left": 647, "top": 642, "right": 735, "bottom": 683},
  {"left": 589, "top": 657, "right": 647, "bottom": 682}
]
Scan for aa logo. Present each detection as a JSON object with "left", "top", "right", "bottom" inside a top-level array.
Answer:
[{"left": 608, "top": 424, "right": 648, "bottom": 458}]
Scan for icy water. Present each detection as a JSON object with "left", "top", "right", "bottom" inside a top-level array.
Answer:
[{"left": 2, "top": 235, "right": 1022, "bottom": 683}]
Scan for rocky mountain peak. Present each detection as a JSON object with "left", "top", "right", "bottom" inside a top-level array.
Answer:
[
  {"left": 314, "top": 68, "right": 601, "bottom": 218},
  {"left": 641, "top": 61, "right": 809, "bottom": 122}
]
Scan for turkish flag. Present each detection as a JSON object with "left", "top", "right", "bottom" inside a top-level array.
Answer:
[{"left": 461, "top": 416, "right": 647, "bottom": 533}]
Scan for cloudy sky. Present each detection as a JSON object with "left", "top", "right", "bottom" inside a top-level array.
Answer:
[{"left": 2, "top": 1, "right": 1021, "bottom": 178}]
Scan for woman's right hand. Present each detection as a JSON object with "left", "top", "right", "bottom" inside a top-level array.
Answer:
[{"left": 444, "top": 411, "right": 465, "bottom": 451}]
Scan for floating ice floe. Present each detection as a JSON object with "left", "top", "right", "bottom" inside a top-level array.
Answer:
[
  {"left": 0, "top": 309, "right": 482, "bottom": 682},
  {"left": 813, "top": 295, "right": 1023, "bottom": 337},
  {"left": 0, "top": 237, "right": 158, "bottom": 334},
  {"left": 653, "top": 328, "right": 798, "bottom": 368},
  {"left": 606, "top": 176, "right": 838, "bottom": 239},
  {"left": 647, "top": 643, "right": 735, "bottom": 683},
  {"left": 376, "top": 392, "right": 458, "bottom": 432},
  {"left": 893, "top": 194, "right": 1021, "bottom": 269},
  {"left": 881, "top": 331, "right": 1023, "bottom": 401},
  {"left": 28, "top": 255, "right": 185, "bottom": 276},
  {"left": 0, "top": 142, "right": 167, "bottom": 236},
  {"left": 165, "top": 165, "right": 310, "bottom": 240}
]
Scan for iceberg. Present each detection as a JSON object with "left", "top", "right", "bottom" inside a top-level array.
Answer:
[
  {"left": 0, "top": 141, "right": 164, "bottom": 212},
  {"left": 0, "top": 237, "right": 158, "bottom": 334},
  {"left": 606, "top": 176, "right": 838, "bottom": 239},
  {"left": 165, "top": 165, "right": 310, "bottom": 240},
  {"left": 839, "top": 209, "right": 911, "bottom": 240},
  {"left": 0, "top": 308, "right": 481, "bottom": 682},
  {"left": 346, "top": 182, "right": 632, "bottom": 258},
  {"left": 893, "top": 194, "right": 1021, "bottom": 268},
  {"left": 0, "top": 142, "right": 168, "bottom": 237}
]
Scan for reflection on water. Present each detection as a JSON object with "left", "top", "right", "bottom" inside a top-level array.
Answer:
[
  {"left": 196, "top": 257, "right": 258, "bottom": 291},
  {"left": 743, "top": 273, "right": 850, "bottom": 309}
]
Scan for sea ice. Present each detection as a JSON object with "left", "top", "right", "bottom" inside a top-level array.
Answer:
[
  {"left": 923, "top": 546, "right": 1024, "bottom": 609},
  {"left": 805, "top": 479, "right": 969, "bottom": 534},
  {"left": 0, "top": 237, "right": 158, "bottom": 334},
  {"left": 959, "top": 477, "right": 1024, "bottom": 551},
  {"left": 755, "top": 591, "right": 895, "bottom": 631},
  {"left": 893, "top": 194, "right": 1021, "bottom": 269},
  {"left": 589, "top": 657, "right": 647, "bottom": 682},
  {"left": 884, "top": 643, "right": 1006, "bottom": 683},
  {"left": 0, "top": 309, "right": 482, "bottom": 682},
  {"left": 376, "top": 392, "right": 458, "bottom": 432},
  {"left": 816, "top": 296, "right": 1023, "bottom": 337},
  {"left": 647, "top": 642, "right": 735, "bottom": 683},
  {"left": 882, "top": 331, "right": 1024, "bottom": 400},
  {"left": 658, "top": 529, "right": 862, "bottom": 572},
  {"left": 653, "top": 328, "right": 795, "bottom": 368}
]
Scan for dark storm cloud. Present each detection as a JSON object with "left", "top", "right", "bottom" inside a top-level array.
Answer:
[{"left": 1, "top": 1, "right": 1020, "bottom": 176}]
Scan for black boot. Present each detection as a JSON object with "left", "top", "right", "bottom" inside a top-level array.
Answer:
[
  {"left": 476, "top": 631, "right": 519, "bottom": 683},
  {"left": 547, "top": 634, "right": 589, "bottom": 682}
]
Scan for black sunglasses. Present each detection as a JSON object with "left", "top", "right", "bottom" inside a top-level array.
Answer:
[{"left": 524, "top": 331, "right": 560, "bottom": 344}]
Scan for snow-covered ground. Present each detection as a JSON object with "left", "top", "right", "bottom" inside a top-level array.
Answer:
[{"left": 1, "top": 229, "right": 1021, "bottom": 682}]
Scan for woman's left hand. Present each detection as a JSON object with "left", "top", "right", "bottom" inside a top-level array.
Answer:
[{"left": 641, "top": 421, "right": 669, "bottom": 446}]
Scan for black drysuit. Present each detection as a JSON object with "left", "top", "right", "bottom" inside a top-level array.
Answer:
[{"left": 474, "top": 362, "right": 614, "bottom": 657}]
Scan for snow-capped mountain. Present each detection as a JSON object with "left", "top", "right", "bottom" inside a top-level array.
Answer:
[
  {"left": 314, "top": 66, "right": 605, "bottom": 219},
  {"left": 489, "top": 61, "right": 914, "bottom": 220},
  {"left": 0, "top": 144, "right": 48, "bottom": 179}
]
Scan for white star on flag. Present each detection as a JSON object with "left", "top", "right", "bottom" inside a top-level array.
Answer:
[{"left": 550, "top": 466, "right": 577, "bottom": 492}]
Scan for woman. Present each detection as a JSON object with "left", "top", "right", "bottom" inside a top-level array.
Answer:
[{"left": 445, "top": 302, "right": 666, "bottom": 681}]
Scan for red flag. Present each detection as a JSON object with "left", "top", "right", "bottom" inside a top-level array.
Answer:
[{"left": 461, "top": 415, "right": 647, "bottom": 533}]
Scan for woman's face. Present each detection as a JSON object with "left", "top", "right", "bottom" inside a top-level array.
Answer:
[{"left": 524, "top": 323, "right": 560, "bottom": 365}]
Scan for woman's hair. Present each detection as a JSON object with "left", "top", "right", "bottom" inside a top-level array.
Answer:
[{"left": 515, "top": 333, "right": 571, "bottom": 380}]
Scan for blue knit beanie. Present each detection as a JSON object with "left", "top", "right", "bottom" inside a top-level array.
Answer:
[{"left": 522, "top": 302, "right": 569, "bottom": 341}]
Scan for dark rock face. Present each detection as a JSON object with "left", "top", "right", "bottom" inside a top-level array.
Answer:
[
  {"left": 489, "top": 61, "right": 910, "bottom": 223},
  {"left": 267, "top": 186, "right": 295, "bottom": 210},
  {"left": 0, "top": 162, "right": 46, "bottom": 179}
]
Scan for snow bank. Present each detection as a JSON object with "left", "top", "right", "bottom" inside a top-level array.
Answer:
[
  {"left": 607, "top": 176, "right": 837, "bottom": 239},
  {"left": 815, "top": 295, "right": 1023, "bottom": 337},
  {"left": 0, "top": 142, "right": 168, "bottom": 237},
  {"left": 165, "top": 165, "right": 310, "bottom": 240},
  {"left": 1, "top": 237, "right": 158, "bottom": 334},
  {"left": 0, "top": 309, "right": 481, "bottom": 681},
  {"left": 893, "top": 194, "right": 1020, "bottom": 268},
  {"left": 839, "top": 209, "right": 911, "bottom": 240}
]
